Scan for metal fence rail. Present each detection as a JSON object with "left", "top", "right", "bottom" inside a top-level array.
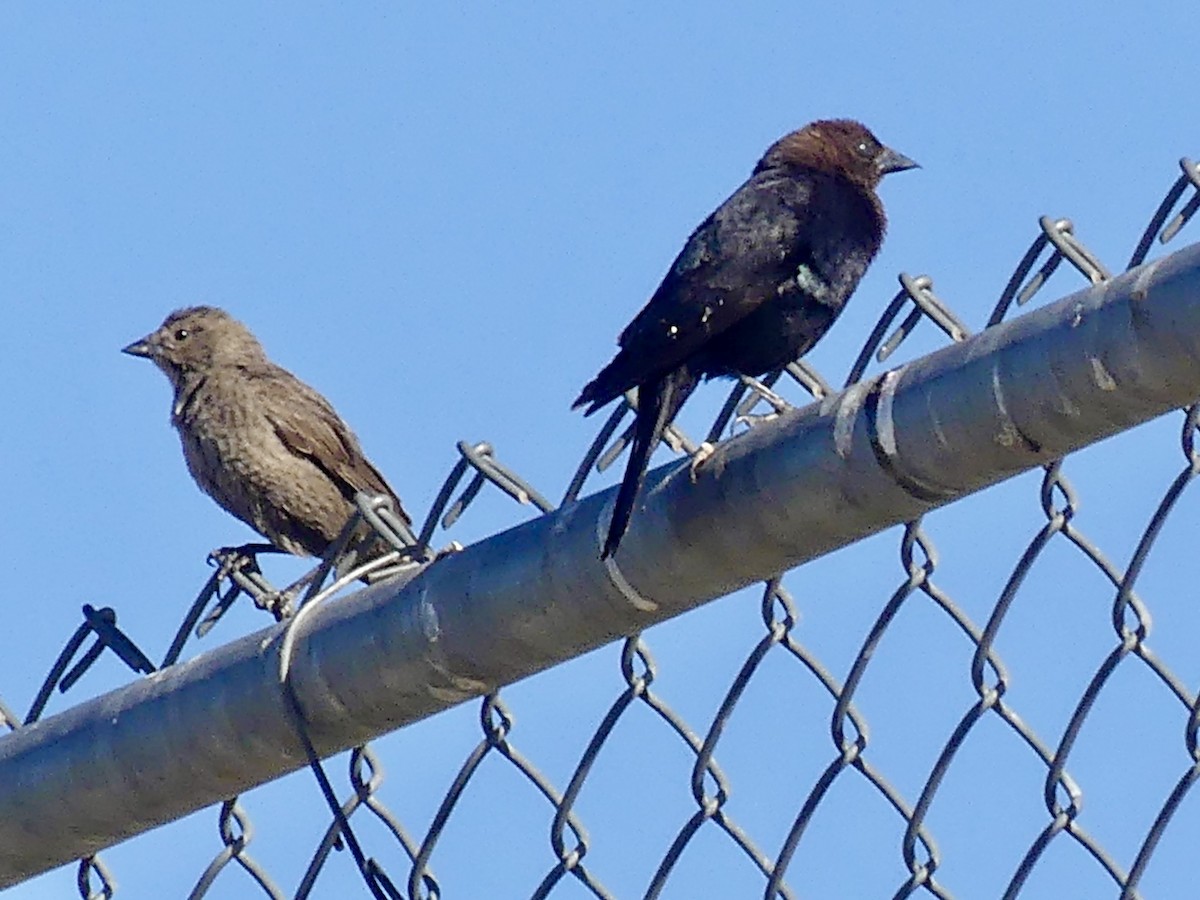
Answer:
[{"left": 2, "top": 155, "right": 1199, "bottom": 899}]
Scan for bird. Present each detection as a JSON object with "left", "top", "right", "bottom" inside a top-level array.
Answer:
[
  {"left": 574, "top": 119, "right": 918, "bottom": 559},
  {"left": 123, "top": 306, "right": 412, "bottom": 575}
]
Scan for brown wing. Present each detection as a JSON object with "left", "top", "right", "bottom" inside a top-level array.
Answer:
[{"left": 257, "top": 367, "right": 412, "bottom": 526}]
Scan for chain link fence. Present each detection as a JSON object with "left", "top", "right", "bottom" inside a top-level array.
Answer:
[{"left": 4, "top": 154, "right": 1200, "bottom": 899}]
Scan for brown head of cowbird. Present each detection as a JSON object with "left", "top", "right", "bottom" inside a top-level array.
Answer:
[
  {"left": 574, "top": 119, "right": 917, "bottom": 558},
  {"left": 123, "top": 306, "right": 411, "bottom": 570}
]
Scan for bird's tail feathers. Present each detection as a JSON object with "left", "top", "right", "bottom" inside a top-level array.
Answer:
[
  {"left": 572, "top": 378, "right": 606, "bottom": 416},
  {"left": 573, "top": 354, "right": 646, "bottom": 416},
  {"left": 602, "top": 367, "right": 696, "bottom": 559}
]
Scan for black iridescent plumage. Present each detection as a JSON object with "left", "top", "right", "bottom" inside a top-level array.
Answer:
[{"left": 575, "top": 119, "right": 917, "bottom": 558}]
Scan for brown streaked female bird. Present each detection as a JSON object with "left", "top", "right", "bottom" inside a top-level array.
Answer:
[
  {"left": 123, "top": 306, "right": 410, "bottom": 565},
  {"left": 575, "top": 119, "right": 918, "bottom": 559}
]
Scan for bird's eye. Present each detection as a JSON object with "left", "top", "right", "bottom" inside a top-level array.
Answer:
[
  {"left": 856, "top": 141, "right": 873, "bottom": 158},
  {"left": 174, "top": 328, "right": 190, "bottom": 341}
]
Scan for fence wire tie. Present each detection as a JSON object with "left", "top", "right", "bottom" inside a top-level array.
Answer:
[
  {"left": 67, "top": 604, "right": 154, "bottom": 685},
  {"left": 276, "top": 577, "right": 403, "bottom": 900},
  {"left": 784, "top": 358, "right": 831, "bottom": 398},
  {"left": 1182, "top": 403, "right": 1200, "bottom": 468},
  {"left": 198, "top": 544, "right": 287, "bottom": 628},
  {"left": 341, "top": 492, "right": 435, "bottom": 588},
  {"left": 455, "top": 440, "right": 554, "bottom": 515}
]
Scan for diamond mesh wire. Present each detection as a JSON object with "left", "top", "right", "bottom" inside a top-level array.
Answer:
[{"left": 6, "top": 154, "right": 1200, "bottom": 900}]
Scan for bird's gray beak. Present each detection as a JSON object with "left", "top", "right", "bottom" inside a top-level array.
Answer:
[
  {"left": 121, "top": 336, "right": 154, "bottom": 358},
  {"left": 879, "top": 148, "right": 920, "bottom": 176}
]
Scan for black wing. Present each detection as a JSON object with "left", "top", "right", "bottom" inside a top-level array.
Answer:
[{"left": 575, "top": 170, "right": 817, "bottom": 412}]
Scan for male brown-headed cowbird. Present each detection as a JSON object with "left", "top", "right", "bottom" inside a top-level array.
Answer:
[
  {"left": 575, "top": 119, "right": 917, "bottom": 559},
  {"left": 123, "top": 306, "right": 410, "bottom": 570}
]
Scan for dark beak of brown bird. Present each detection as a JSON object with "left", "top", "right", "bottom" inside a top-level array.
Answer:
[
  {"left": 878, "top": 148, "right": 920, "bottom": 176},
  {"left": 121, "top": 337, "right": 154, "bottom": 358}
]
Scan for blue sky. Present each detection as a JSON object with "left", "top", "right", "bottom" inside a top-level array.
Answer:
[{"left": 3, "top": 3, "right": 1199, "bottom": 898}]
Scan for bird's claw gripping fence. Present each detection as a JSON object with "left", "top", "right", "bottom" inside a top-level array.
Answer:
[{"left": 4, "top": 154, "right": 1200, "bottom": 899}]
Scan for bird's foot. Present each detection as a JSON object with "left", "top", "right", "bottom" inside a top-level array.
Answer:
[
  {"left": 661, "top": 423, "right": 687, "bottom": 453},
  {"left": 735, "top": 410, "right": 783, "bottom": 431},
  {"left": 739, "top": 375, "right": 792, "bottom": 415},
  {"left": 433, "top": 541, "right": 465, "bottom": 562},
  {"left": 207, "top": 543, "right": 271, "bottom": 579},
  {"left": 253, "top": 590, "right": 294, "bottom": 621},
  {"left": 264, "top": 567, "right": 328, "bottom": 618},
  {"left": 195, "top": 545, "right": 278, "bottom": 636},
  {"left": 689, "top": 441, "right": 716, "bottom": 482},
  {"left": 206, "top": 543, "right": 288, "bottom": 618}
]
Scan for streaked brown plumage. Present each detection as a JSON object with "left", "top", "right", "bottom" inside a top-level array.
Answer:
[{"left": 123, "top": 306, "right": 410, "bottom": 564}]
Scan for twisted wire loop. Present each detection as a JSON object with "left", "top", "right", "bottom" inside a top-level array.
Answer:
[
  {"left": 773, "top": 268, "right": 979, "bottom": 900},
  {"left": 969, "top": 214, "right": 1161, "bottom": 898},
  {"left": 7, "top": 149, "right": 1200, "bottom": 899},
  {"left": 403, "top": 694, "right": 597, "bottom": 900},
  {"left": 186, "top": 800, "right": 284, "bottom": 900},
  {"left": 986, "top": 216, "right": 1111, "bottom": 327},
  {"left": 76, "top": 856, "right": 116, "bottom": 900},
  {"left": 846, "top": 273, "right": 970, "bottom": 387},
  {"left": 992, "top": 177, "right": 1200, "bottom": 899},
  {"left": 1102, "top": 405, "right": 1200, "bottom": 900},
  {"left": 293, "top": 747, "right": 438, "bottom": 900},
  {"left": 644, "top": 583, "right": 798, "bottom": 900}
]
